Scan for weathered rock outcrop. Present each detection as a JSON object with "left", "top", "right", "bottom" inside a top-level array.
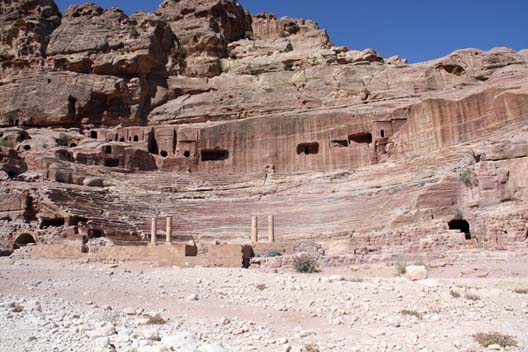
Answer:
[
  {"left": 1, "top": 0, "right": 528, "bottom": 260},
  {"left": 157, "top": 0, "right": 252, "bottom": 77},
  {"left": 0, "top": 0, "right": 61, "bottom": 79}
]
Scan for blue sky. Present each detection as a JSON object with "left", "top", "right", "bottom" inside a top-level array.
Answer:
[{"left": 55, "top": 0, "right": 527, "bottom": 63}]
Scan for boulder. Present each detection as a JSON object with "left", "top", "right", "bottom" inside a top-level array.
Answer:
[
  {"left": 405, "top": 265, "right": 428, "bottom": 281},
  {"left": 83, "top": 177, "right": 105, "bottom": 188}
]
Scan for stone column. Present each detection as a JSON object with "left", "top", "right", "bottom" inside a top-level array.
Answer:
[
  {"left": 268, "top": 215, "right": 275, "bottom": 243},
  {"left": 251, "top": 215, "right": 258, "bottom": 243},
  {"left": 166, "top": 216, "right": 172, "bottom": 245},
  {"left": 150, "top": 217, "right": 157, "bottom": 246}
]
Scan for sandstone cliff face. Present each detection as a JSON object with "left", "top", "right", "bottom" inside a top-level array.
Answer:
[
  {"left": 157, "top": 0, "right": 252, "bottom": 77},
  {"left": 1, "top": 0, "right": 528, "bottom": 258},
  {"left": 0, "top": 0, "right": 61, "bottom": 78}
]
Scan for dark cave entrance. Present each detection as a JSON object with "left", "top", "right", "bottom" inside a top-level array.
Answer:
[
  {"left": 13, "top": 233, "right": 36, "bottom": 249},
  {"left": 104, "top": 158, "right": 119, "bottom": 167},
  {"left": 67, "top": 95, "right": 77, "bottom": 116},
  {"left": 39, "top": 218, "right": 65, "bottom": 229},
  {"left": 297, "top": 142, "right": 319, "bottom": 155},
  {"left": 201, "top": 149, "right": 229, "bottom": 161},
  {"left": 148, "top": 131, "right": 159, "bottom": 155},
  {"left": 448, "top": 219, "right": 471, "bottom": 240},
  {"left": 349, "top": 132, "right": 373, "bottom": 144}
]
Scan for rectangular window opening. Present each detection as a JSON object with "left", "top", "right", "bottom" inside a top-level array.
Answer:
[
  {"left": 201, "top": 149, "right": 229, "bottom": 161},
  {"left": 297, "top": 142, "right": 319, "bottom": 155}
]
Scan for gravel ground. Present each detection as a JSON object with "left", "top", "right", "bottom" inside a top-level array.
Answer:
[{"left": 1, "top": 256, "right": 528, "bottom": 352}]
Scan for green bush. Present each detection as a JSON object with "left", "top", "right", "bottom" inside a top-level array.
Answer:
[
  {"left": 292, "top": 253, "right": 319, "bottom": 273},
  {"left": 266, "top": 249, "right": 283, "bottom": 257},
  {"left": 55, "top": 133, "right": 69, "bottom": 147},
  {"left": 0, "top": 138, "right": 10, "bottom": 148},
  {"left": 459, "top": 170, "right": 471, "bottom": 184}
]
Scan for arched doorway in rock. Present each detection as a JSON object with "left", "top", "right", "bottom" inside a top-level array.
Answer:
[
  {"left": 13, "top": 233, "right": 36, "bottom": 249},
  {"left": 448, "top": 219, "right": 471, "bottom": 240}
]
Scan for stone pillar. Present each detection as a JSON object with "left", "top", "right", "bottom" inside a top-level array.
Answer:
[
  {"left": 251, "top": 216, "right": 258, "bottom": 242},
  {"left": 166, "top": 216, "right": 172, "bottom": 244},
  {"left": 150, "top": 217, "right": 157, "bottom": 246},
  {"left": 268, "top": 215, "right": 275, "bottom": 243}
]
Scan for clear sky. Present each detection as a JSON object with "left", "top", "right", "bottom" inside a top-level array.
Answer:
[{"left": 54, "top": 0, "right": 528, "bottom": 63}]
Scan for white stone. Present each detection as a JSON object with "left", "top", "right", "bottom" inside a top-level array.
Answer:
[
  {"left": 201, "top": 344, "right": 224, "bottom": 352},
  {"left": 186, "top": 293, "right": 199, "bottom": 301},
  {"left": 404, "top": 266, "right": 428, "bottom": 281}
]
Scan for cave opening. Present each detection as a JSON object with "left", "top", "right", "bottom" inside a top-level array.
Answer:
[
  {"left": 297, "top": 142, "right": 319, "bottom": 155},
  {"left": 381, "top": 130, "right": 385, "bottom": 138},
  {"left": 448, "top": 219, "right": 471, "bottom": 240},
  {"left": 13, "top": 233, "right": 36, "bottom": 249},
  {"left": 183, "top": 150, "right": 191, "bottom": 158},
  {"left": 67, "top": 95, "right": 77, "bottom": 116},
  {"left": 331, "top": 139, "right": 348, "bottom": 148},
  {"left": 40, "top": 218, "right": 65, "bottom": 229},
  {"left": 148, "top": 131, "right": 159, "bottom": 155},
  {"left": 90, "top": 131, "right": 97, "bottom": 139},
  {"left": 349, "top": 132, "right": 373, "bottom": 144},
  {"left": 91, "top": 229, "right": 104, "bottom": 238},
  {"left": 103, "top": 145, "right": 112, "bottom": 154},
  {"left": 160, "top": 150, "right": 168, "bottom": 158},
  {"left": 201, "top": 149, "right": 229, "bottom": 161},
  {"left": 133, "top": 136, "right": 139, "bottom": 142},
  {"left": 104, "top": 158, "right": 119, "bottom": 167}
]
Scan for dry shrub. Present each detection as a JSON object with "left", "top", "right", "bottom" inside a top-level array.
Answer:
[
  {"left": 473, "top": 332, "right": 517, "bottom": 348},
  {"left": 145, "top": 314, "right": 167, "bottom": 325},
  {"left": 450, "top": 290, "right": 461, "bottom": 298},
  {"left": 256, "top": 283, "right": 267, "bottom": 291},
  {"left": 293, "top": 253, "right": 319, "bottom": 273},
  {"left": 395, "top": 256, "right": 407, "bottom": 275},
  {"left": 304, "top": 344, "right": 320, "bottom": 352},
  {"left": 513, "top": 288, "right": 528, "bottom": 294},
  {"left": 400, "top": 309, "right": 423, "bottom": 319},
  {"left": 465, "top": 293, "right": 480, "bottom": 301}
]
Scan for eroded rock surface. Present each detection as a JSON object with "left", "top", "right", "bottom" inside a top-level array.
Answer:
[{"left": 0, "top": 0, "right": 527, "bottom": 266}]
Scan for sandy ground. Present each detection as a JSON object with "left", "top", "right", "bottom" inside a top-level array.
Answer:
[{"left": 0, "top": 254, "right": 528, "bottom": 352}]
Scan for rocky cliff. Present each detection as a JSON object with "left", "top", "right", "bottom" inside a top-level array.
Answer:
[{"left": 1, "top": 0, "right": 527, "bottom": 259}]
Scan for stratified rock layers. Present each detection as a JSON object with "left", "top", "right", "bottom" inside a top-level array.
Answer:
[{"left": 1, "top": 0, "right": 528, "bottom": 259}]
